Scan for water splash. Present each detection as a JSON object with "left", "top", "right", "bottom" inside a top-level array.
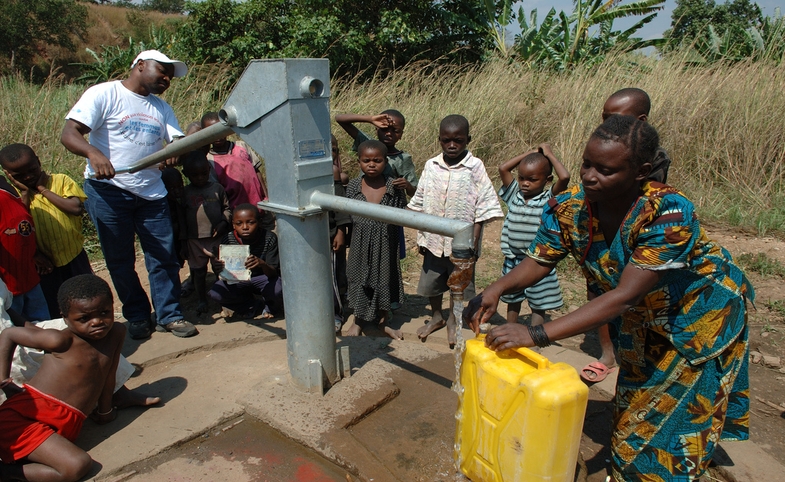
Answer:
[
  {"left": 447, "top": 255, "right": 474, "bottom": 479},
  {"left": 451, "top": 294, "right": 467, "bottom": 478}
]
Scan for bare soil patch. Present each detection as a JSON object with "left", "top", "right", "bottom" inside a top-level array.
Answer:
[
  {"left": 401, "top": 220, "right": 785, "bottom": 469},
  {"left": 99, "top": 218, "right": 785, "bottom": 478}
]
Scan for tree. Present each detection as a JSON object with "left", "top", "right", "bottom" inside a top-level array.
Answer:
[
  {"left": 664, "top": 0, "right": 763, "bottom": 50},
  {"left": 175, "top": 0, "right": 491, "bottom": 78},
  {"left": 0, "top": 0, "right": 88, "bottom": 71},
  {"left": 175, "top": 0, "right": 289, "bottom": 71},
  {"left": 142, "top": 0, "right": 185, "bottom": 14},
  {"left": 484, "top": 0, "right": 514, "bottom": 57}
]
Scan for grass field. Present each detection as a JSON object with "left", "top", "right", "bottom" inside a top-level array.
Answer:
[{"left": 1, "top": 54, "right": 784, "bottom": 236}]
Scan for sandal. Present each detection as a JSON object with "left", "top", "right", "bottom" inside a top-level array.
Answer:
[{"left": 580, "top": 361, "right": 616, "bottom": 383}]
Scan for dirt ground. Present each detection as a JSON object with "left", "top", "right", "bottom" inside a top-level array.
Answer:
[
  {"left": 114, "top": 216, "right": 785, "bottom": 479},
  {"left": 401, "top": 220, "right": 785, "bottom": 468}
]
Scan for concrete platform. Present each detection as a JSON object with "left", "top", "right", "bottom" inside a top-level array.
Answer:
[{"left": 75, "top": 313, "right": 784, "bottom": 482}]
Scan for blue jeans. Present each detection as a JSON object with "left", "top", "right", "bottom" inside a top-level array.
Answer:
[
  {"left": 84, "top": 180, "right": 182, "bottom": 326},
  {"left": 10, "top": 284, "right": 50, "bottom": 321}
]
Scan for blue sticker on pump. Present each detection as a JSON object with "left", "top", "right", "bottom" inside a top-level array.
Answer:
[{"left": 298, "top": 139, "right": 326, "bottom": 158}]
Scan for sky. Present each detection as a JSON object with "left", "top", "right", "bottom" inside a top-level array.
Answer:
[{"left": 512, "top": 0, "right": 783, "bottom": 40}]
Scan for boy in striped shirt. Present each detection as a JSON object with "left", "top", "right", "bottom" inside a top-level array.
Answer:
[
  {"left": 0, "top": 144, "right": 92, "bottom": 319},
  {"left": 497, "top": 144, "right": 570, "bottom": 327}
]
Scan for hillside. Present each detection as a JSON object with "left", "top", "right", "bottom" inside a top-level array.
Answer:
[{"left": 33, "top": 3, "right": 183, "bottom": 79}]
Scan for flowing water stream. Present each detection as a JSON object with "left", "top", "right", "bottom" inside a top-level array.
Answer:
[
  {"left": 447, "top": 255, "right": 475, "bottom": 480},
  {"left": 451, "top": 294, "right": 469, "bottom": 480}
]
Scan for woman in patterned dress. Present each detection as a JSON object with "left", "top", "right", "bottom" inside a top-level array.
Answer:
[{"left": 465, "top": 115, "right": 753, "bottom": 481}]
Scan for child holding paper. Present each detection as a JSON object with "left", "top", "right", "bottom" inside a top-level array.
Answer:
[{"left": 208, "top": 204, "right": 283, "bottom": 318}]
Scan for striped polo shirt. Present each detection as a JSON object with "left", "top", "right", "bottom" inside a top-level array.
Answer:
[{"left": 499, "top": 182, "right": 553, "bottom": 259}]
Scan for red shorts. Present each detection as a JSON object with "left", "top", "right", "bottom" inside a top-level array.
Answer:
[{"left": 0, "top": 384, "right": 86, "bottom": 462}]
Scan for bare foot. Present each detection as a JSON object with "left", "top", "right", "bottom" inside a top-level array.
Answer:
[
  {"left": 383, "top": 325, "right": 404, "bottom": 340},
  {"left": 380, "top": 317, "right": 404, "bottom": 340},
  {"left": 345, "top": 323, "right": 362, "bottom": 337},
  {"left": 417, "top": 311, "right": 446, "bottom": 340},
  {"left": 446, "top": 313, "right": 457, "bottom": 349},
  {"left": 260, "top": 310, "right": 274, "bottom": 319},
  {"left": 113, "top": 386, "right": 161, "bottom": 409}
]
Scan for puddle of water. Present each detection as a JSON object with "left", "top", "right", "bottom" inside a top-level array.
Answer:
[{"left": 120, "top": 416, "right": 354, "bottom": 482}]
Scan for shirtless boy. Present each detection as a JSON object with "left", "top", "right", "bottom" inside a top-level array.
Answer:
[{"left": 0, "top": 275, "right": 125, "bottom": 481}]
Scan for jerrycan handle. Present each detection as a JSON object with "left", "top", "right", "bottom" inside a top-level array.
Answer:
[
  {"left": 476, "top": 334, "right": 550, "bottom": 369},
  {"left": 512, "top": 347, "right": 550, "bottom": 370}
]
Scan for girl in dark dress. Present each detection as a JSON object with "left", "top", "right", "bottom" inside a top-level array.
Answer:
[{"left": 345, "top": 140, "right": 407, "bottom": 339}]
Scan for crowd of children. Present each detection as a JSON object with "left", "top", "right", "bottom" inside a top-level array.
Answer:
[{"left": 0, "top": 84, "right": 755, "bottom": 482}]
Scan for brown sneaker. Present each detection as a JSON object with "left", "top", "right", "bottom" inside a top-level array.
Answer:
[{"left": 156, "top": 320, "right": 198, "bottom": 337}]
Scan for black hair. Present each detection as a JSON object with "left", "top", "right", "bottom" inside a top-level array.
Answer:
[
  {"left": 591, "top": 115, "right": 659, "bottom": 168},
  {"left": 358, "top": 139, "right": 388, "bottom": 158},
  {"left": 200, "top": 111, "right": 220, "bottom": 128},
  {"left": 57, "top": 274, "right": 113, "bottom": 316},
  {"left": 180, "top": 150, "right": 210, "bottom": 175},
  {"left": 520, "top": 152, "right": 552, "bottom": 174},
  {"left": 608, "top": 88, "right": 651, "bottom": 116},
  {"left": 439, "top": 115, "right": 470, "bottom": 136},
  {"left": 0, "top": 143, "right": 36, "bottom": 167},
  {"left": 381, "top": 109, "right": 405, "bottom": 129},
  {"left": 233, "top": 203, "right": 260, "bottom": 219},
  {"left": 161, "top": 166, "right": 183, "bottom": 187}
]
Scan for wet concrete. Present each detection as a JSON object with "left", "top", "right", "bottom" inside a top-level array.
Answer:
[
  {"left": 70, "top": 254, "right": 785, "bottom": 482},
  {"left": 348, "top": 354, "right": 458, "bottom": 482},
  {"left": 117, "top": 416, "right": 355, "bottom": 481}
]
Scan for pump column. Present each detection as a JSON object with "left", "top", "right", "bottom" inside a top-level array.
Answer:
[{"left": 219, "top": 59, "right": 339, "bottom": 393}]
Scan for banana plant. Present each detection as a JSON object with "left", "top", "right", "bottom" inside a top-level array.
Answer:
[
  {"left": 513, "top": 0, "right": 666, "bottom": 70},
  {"left": 484, "top": 0, "right": 514, "bottom": 57}
]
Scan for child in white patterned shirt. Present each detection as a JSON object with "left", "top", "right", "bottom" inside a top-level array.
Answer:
[{"left": 407, "top": 115, "right": 503, "bottom": 348}]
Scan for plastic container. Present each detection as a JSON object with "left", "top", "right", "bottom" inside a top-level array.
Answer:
[{"left": 455, "top": 336, "right": 589, "bottom": 482}]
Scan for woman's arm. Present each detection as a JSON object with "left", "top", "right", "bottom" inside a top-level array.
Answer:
[
  {"left": 483, "top": 265, "right": 665, "bottom": 351},
  {"left": 465, "top": 256, "right": 556, "bottom": 332}
]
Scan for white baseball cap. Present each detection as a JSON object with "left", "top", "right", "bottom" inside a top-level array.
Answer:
[{"left": 131, "top": 50, "right": 188, "bottom": 78}]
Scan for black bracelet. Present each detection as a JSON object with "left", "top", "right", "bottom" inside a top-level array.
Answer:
[{"left": 528, "top": 324, "right": 551, "bottom": 348}]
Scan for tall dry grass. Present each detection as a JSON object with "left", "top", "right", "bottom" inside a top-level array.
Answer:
[
  {"left": 0, "top": 63, "right": 234, "bottom": 179},
  {"left": 1, "top": 55, "right": 783, "bottom": 234},
  {"left": 332, "top": 56, "right": 785, "bottom": 235}
]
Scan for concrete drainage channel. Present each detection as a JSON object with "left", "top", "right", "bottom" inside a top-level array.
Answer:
[
  {"left": 108, "top": 347, "right": 459, "bottom": 482},
  {"left": 106, "top": 415, "right": 356, "bottom": 482},
  {"left": 90, "top": 335, "right": 464, "bottom": 482}
]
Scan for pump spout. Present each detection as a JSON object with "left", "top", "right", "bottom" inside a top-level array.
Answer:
[
  {"left": 448, "top": 222, "right": 475, "bottom": 297},
  {"left": 447, "top": 230, "right": 475, "bottom": 349}
]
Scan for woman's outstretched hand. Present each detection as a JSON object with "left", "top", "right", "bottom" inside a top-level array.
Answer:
[
  {"left": 462, "top": 289, "right": 501, "bottom": 334},
  {"left": 484, "top": 324, "right": 533, "bottom": 351}
]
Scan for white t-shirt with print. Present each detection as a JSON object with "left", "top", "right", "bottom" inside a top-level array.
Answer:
[{"left": 66, "top": 80, "right": 183, "bottom": 200}]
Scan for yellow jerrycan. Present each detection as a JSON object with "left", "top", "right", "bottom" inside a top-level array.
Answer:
[{"left": 455, "top": 336, "right": 589, "bottom": 481}]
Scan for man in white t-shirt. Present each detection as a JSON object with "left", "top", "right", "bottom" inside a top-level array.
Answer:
[{"left": 61, "top": 50, "right": 197, "bottom": 339}]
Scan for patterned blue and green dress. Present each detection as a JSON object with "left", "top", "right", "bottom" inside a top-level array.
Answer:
[{"left": 528, "top": 182, "right": 753, "bottom": 481}]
